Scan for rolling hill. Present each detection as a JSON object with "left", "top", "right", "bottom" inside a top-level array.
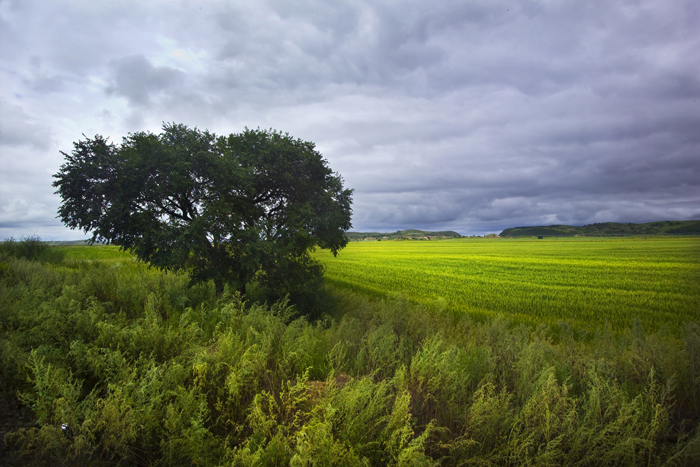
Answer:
[
  {"left": 346, "top": 229, "right": 462, "bottom": 241},
  {"left": 500, "top": 220, "right": 700, "bottom": 237}
]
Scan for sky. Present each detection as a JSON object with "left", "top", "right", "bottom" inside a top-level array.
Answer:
[{"left": 1, "top": 0, "right": 699, "bottom": 239}]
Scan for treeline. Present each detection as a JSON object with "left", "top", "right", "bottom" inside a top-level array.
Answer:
[
  {"left": 347, "top": 229, "right": 462, "bottom": 241},
  {"left": 501, "top": 220, "right": 700, "bottom": 237},
  {"left": 2, "top": 240, "right": 700, "bottom": 465}
]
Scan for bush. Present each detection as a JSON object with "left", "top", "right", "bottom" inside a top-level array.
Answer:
[{"left": 0, "top": 236, "right": 66, "bottom": 264}]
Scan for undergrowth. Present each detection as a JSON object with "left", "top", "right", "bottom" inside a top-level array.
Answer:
[{"left": 2, "top": 241, "right": 700, "bottom": 465}]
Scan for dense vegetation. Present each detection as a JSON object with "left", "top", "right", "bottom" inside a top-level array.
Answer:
[
  {"left": 316, "top": 236, "right": 700, "bottom": 333},
  {"left": 2, "top": 238, "right": 700, "bottom": 465},
  {"left": 500, "top": 220, "right": 700, "bottom": 237},
  {"left": 347, "top": 230, "right": 462, "bottom": 241}
]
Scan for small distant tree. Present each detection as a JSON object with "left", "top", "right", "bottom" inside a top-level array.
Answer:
[{"left": 53, "top": 123, "right": 353, "bottom": 303}]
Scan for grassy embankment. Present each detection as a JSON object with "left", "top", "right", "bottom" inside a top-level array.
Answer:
[{"left": 2, "top": 237, "right": 700, "bottom": 465}]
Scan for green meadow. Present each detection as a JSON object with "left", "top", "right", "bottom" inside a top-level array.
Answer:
[
  {"left": 3, "top": 237, "right": 700, "bottom": 465},
  {"left": 317, "top": 236, "right": 700, "bottom": 332}
]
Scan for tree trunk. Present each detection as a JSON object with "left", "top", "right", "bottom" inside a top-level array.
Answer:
[
  {"left": 214, "top": 278, "right": 224, "bottom": 296},
  {"left": 237, "top": 270, "right": 247, "bottom": 297}
]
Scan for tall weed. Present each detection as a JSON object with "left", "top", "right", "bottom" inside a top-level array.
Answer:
[{"left": 2, "top": 245, "right": 700, "bottom": 465}]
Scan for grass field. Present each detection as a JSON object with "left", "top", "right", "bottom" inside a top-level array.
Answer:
[
  {"left": 317, "top": 236, "right": 700, "bottom": 332},
  {"left": 4, "top": 237, "right": 700, "bottom": 464},
  {"left": 57, "top": 244, "right": 133, "bottom": 261}
]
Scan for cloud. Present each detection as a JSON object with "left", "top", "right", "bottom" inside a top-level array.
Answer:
[
  {"left": 0, "top": 100, "right": 52, "bottom": 149},
  {"left": 0, "top": 0, "right": 699, "bottom": 239},
  {"left": 107, "top": 55, "right": 185, "bottom": 107}
]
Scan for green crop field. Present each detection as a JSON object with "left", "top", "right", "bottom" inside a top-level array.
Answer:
[
  {"left": 57, "top": 244, "right": 131, "bottom": 261},
  {"left": 317, "top": 236, "right": 700, "bottom": 332}
]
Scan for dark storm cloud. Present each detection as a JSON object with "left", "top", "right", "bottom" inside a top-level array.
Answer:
[{"left": 1, "top": 0, "right": 699, "bottom": 239}]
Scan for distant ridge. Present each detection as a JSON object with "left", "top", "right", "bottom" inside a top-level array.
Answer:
[
  {"left": 46, "top": 240, "right": 93, "bottom": 245},
  {"left": 500, "top": 220, "right": 700, "bottom": 237},
  {"left": 347, "top": 229, "right": 462, "bottom": 241}
]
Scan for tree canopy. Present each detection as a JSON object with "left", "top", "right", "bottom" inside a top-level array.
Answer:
[{"left": 53, "top": 123, "right": 353, "bottom": 302}]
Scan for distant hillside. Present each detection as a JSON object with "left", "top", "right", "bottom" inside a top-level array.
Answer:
[
  {"left": 46, "top": 240, "right": 93, "bottom": 246},
  {"left": 500, "top": 220, "right": 700, "bottom": 237},
  {"left": 347, "top": 229, "right": 462, "bottom": 241}
]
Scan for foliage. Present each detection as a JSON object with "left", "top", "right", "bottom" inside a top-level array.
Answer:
[
  {"left": 316, "top": 236, "right": 700, "bottom": 332},
  {"left": 2, "top": 244, "right": 700, "bottom": 465},
  {"left": 52, "top": 123, "right": 353, "bottom": 300}
]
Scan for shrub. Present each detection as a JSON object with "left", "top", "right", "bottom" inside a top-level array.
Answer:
[{"left": 0, "top": 236, "right": 65, "bottom": 264}]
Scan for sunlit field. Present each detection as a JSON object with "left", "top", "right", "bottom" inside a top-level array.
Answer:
[
  {"left": 57, "top": 244, "right": 133, "bottom": 262},
  {"left": 317, "top": 236, "right": 700, "bottom": 332}
]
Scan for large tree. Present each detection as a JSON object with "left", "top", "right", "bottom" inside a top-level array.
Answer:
[{"left": 53, "top": 123, "right": 353, "bottom": 299}]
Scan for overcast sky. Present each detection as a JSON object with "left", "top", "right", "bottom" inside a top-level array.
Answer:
[{"left": 1, "top": 0, "right": 699, "bottom": 238}]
